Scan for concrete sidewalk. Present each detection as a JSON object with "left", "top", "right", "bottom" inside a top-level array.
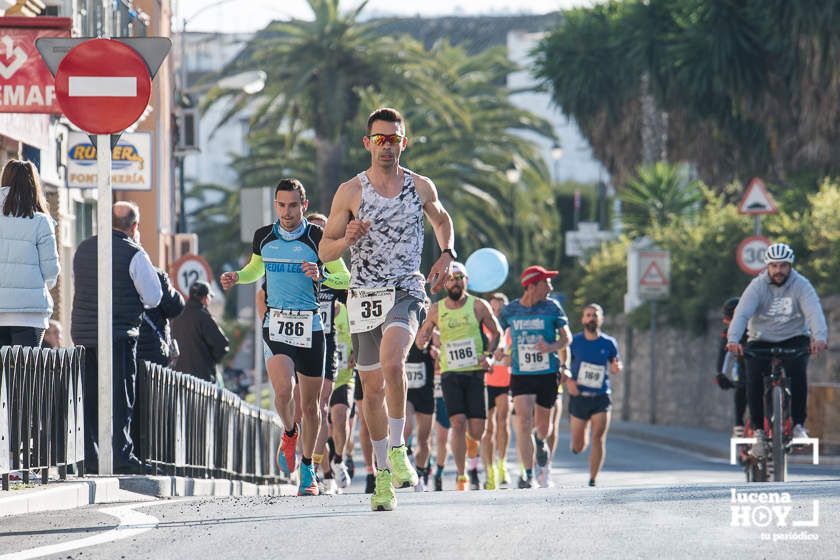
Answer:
[
  {"left": 0, "top": 475, "right": 296, "bottom": 517},
  {"left": 0, "top": 477, "right": 126, "bottom": 517},
  {"left": 610, "top": 420, "right": 838, "bottom": 465}
]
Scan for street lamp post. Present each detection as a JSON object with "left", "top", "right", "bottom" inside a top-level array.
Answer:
[
  {"left": 550, "top": 142, "right": 563, "bottom": 181},
  {"left": 506, "top": 162, "right": 522, "bottom": 276},
  {"left": 175, "top": 0, "right": 266, "bottom": 233}
]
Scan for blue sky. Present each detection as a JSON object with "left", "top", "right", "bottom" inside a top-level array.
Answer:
[{"left": 177, "top": 0, "right": 596, "bottom": 33}]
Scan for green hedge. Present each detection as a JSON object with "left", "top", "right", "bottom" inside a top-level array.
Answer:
[{"left": 570, "top": 180, "right": 840, "bottom": 331}]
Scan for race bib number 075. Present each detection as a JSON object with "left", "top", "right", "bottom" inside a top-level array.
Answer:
[{"left": 405, "top": 362, "right": 426, "bottom": 389}]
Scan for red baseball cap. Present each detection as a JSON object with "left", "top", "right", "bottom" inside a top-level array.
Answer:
[{"left": 521, "top": 265, "right": 559, "bottom": 287}]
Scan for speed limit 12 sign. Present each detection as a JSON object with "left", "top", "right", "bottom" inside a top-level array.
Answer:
[
  {"left": 736, "top": 236, "right": 770, "bottom": 275},
  {"left": 171, "top": 253, "right": 213, "bottom": 298}
]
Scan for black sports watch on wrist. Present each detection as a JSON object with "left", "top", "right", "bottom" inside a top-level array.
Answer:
[{"left": 441, "top": 248, "right": 458, "bottom": 260}]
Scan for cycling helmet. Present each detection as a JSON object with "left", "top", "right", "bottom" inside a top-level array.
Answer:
[
  {"left": 722, "top": 297, "right": 739, "bottom": 319},
  {"left": 764, "top": 242, "right": 794, "bottom": 264}
]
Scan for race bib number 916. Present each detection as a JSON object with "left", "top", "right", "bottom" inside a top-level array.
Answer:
[{"left": 518, "top": 343, "right": 547, "bottom": 372}]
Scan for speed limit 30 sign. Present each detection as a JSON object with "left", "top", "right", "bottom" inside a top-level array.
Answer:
[{"left": 737, "top": 236, "right": 770, "bottom": 275}]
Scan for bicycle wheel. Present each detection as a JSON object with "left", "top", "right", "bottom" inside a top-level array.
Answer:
[{"left": 771, "top": 385, "right": 787, "bottom": 482}]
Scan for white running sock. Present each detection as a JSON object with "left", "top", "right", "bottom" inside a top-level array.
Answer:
[
  {"left": 469, "top": 456, "right": 479, "bottom": 470},
  {"left": 373, "top": 437, "right": 390, "bottom": 470},
  {"left": 388, "top": 416, "right": 406, "bottom": 447}
]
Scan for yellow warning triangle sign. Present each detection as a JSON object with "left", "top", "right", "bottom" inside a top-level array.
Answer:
[
  {"left": 640, "top": 261, "right": 668, "bottom": 286},
  {"left": 738, "top": 178, "right": 778, "bottom": 215}
]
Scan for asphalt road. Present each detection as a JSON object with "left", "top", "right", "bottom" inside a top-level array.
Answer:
[{"left": 2, "top": 430, "right": 838, "bottom": 560}]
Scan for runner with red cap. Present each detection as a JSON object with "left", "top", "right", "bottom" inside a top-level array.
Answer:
[{"left": 495, "top": 265, "right": 571, "bottom": 489}]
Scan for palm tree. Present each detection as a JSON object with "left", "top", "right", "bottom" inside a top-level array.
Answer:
[
  {"left": 619, "top": 162, "right": 702, "bottom": 238},
  {"left": 206, "top": 0, "right": 461, "bottom": 211}
]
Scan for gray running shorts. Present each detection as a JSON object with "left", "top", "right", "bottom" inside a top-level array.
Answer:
[{"left": 351, "top": 290, "right": 425, "bottom": 372}]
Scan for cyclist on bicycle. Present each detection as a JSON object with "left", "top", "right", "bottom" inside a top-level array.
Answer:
[
  {"left": 716, "top": 297, "right": 748, "bottom": 439},
  {"left": 726, "top": 243, "right": 828, "bottom": 458}
]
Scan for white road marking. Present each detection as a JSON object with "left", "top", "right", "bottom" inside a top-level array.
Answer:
[
  {"left": 0, "top": 499, "right": 191, "bottom": 560},
  {"left": 68, "top": 77, "right": 137, "bottom": 97}
]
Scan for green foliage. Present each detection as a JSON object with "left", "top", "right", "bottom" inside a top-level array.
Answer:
[
  {"left": 217, "top": 23, "right": 562, "bottom": 299},
  {"left": 533, "top": 0, "right": 840, "bottom": 189},
  {"left": 575, "top": 179, "right": 840, "bottom": 330},
  {"left": 570, "top": 235, "right": 630, "bottom": 320},
  {"left": 620, "top": 162, "right": 702, "bottom": 237}
]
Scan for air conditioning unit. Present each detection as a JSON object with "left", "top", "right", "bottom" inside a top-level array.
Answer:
[
  {"left": 172, "top": 232, "right": 198, "bottom": 260},
  {"left": 175, "top": 107, "right": 200, "bottom": 153}
]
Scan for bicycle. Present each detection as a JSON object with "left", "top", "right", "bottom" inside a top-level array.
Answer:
[{"left": 742, "top": 346, "right": 810, "bottom": 482}]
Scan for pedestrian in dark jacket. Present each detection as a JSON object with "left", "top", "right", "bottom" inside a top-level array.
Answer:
[
  {"left": 171, "top": 281, "right": 229, "bottom": 383},
  {"left": 137, "top": 269, "right": 185, "bottom": 367},
  {"left": 71, "top": 201, "right": 162, "bottom": 474}
]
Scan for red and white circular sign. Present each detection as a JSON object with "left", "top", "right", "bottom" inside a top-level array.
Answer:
[
  {"left": 54, "top": 39, "right": 151, "bottom": 134},
  {"left": 171, "top": 254, "right": 214, "bottom": 298},
  {"left": 736, "top": 236, "right": 770, "bottom": 275}
]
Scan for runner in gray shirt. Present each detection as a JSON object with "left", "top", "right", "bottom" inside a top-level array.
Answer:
[
  {"left": 320, "top": 107, "right": 455, "bottom": 511},
  {"left": 726, "top": 242, "right": 828, "bottom": 456}
]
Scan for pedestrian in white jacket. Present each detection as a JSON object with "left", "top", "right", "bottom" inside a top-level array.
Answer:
[{"left": 0, "top": 159, "right": 60, "bottom": 347}]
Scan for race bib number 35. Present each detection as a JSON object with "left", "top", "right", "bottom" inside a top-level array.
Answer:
[
  {"left": 405, "top": 362, "right": 427, "bottom": 389},
  {"left": 444, "top": 338, "right": 478, "bottom": 370},
  {"left": 518, "top": 343, "right": 548, "bottom": 372},
  {"left": 348, "top": 288, "right": 395, "bottom": 333},
  {"left": 269, "top": 310, "right": 313, "bottom": 348},
  {"left": 577, "top": 361, "right": 606, "bottom": 389}
]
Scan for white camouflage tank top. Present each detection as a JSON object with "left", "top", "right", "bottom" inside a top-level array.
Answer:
[{"left": 350, "top": 168, "right": 425, "bottom": 299}]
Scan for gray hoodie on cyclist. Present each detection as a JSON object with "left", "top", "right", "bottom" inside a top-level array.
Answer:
[{"left": 727, "top": 268, "right": 827, "bottom": 344}]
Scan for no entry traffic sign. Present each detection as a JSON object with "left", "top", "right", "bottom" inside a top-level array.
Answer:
[{"left": 54, "top": 39, "right": 151, "bottom": 134}]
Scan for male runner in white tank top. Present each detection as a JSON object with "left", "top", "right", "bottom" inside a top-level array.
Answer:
[{"left": 320, "top": 107, "right": 455, "bottom": 511}]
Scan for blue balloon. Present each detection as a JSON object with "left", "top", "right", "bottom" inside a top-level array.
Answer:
[{"left": 465, "top": 248, "right": 509, "bottom": 293}]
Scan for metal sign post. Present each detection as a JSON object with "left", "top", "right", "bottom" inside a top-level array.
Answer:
[
  {"left": 636, "top": 246, "right": 670, "bottom": 425},
  {"left": 96, "top": 134, "right": 113, "bottom": 474},
  {"left": 36, "top": 36, "right": 170, "bottom": 476}
]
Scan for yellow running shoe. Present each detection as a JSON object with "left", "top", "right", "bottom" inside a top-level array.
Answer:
[
  {"left": 456, "top": 474, "right": 468, "bottom": 491},
  {"left": 388, "top": 445, "right": 419, "bottom": 488},
  {"left": 484, "top": 464, "right": 497, "bottom": 490},
  {"left": 371, "top": 468, "right": 396, "bottom": 511},
  {"left": 497, "top": 458, "right": 510, "bottom": 487}
]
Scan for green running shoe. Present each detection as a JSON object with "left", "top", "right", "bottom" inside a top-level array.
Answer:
[
  {"left": 388, "top": 445, "right": 419, "bottom": 488},
  {"left": 371, "top": 468, "right": 397, "bottom": 511}
]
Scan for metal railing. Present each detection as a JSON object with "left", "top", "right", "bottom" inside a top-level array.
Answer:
[
  {"left": 135, "top": 361, "right": 286, "bottom": 484},
  {"left": 1, "top": 346, "right": 86, "bottom": 491}
]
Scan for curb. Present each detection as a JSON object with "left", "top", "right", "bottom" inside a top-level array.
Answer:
[
  {"left": 0, "top": 478, "right": 122, "bottom": 518},
  {"left": 610, "top": 424, "right": 729, "bottom": 460},
  {"left": 610, "top": 424, "right": 840, "bottom": 466},
  {"left": 117, "top": 476, "right": 297, "bottom": 498}
]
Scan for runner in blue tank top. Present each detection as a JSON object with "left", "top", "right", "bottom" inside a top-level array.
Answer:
[
  {"left": 565, "top": 303, "right": 622, "bottom": 487},
  {"left": 495, "top": 265, "right": 571, "bottom": 489},
  {"left": 220, "top": 178, "right": 326, "bottom": 496}
]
